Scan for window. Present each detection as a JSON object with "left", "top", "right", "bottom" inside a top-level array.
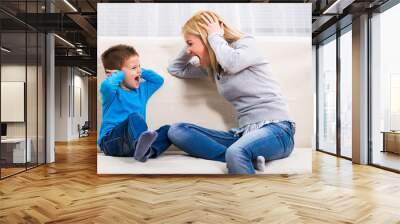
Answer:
[
  {"left": 339, "top": 27, "right": 352, "bottom": 158},
  {"left": 370, "top": 2, "right": 400, "bottom": 171},
  {"left": 0, "top": 1, "right": 47, "bottom": 179},
  {"left": 317, "top": 36, "right": 337, "bottom": 154}
]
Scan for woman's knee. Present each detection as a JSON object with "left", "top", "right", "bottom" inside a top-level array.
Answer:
[
  {"left": 225, "top": 146, "right": 255, "bottom": 174},
  {"left": 225, "top": 146, "right": 250, "bottom": 164},
  {"left": 167, "top": 123, "right": 189, "bottom": 142}
]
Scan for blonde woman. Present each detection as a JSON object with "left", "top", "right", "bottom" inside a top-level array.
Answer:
[{"left": 167, "top": 11, "right": 295, "bottom": 174}]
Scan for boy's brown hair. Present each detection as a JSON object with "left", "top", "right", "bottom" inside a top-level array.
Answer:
[{"left": 101, "top": 44, "right": 138, "bottom": 71}]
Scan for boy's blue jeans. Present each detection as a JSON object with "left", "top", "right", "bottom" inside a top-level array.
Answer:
[
  {"left": 100, "top": 113, "right": 171, "bottom": 158},
  {"left": 167, "top": 121, "right": 295, "bottom": 174}
]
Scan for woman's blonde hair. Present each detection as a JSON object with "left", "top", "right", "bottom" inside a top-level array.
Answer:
[{"left": 182, "top": 10, "right": 244, "bottom": 77}]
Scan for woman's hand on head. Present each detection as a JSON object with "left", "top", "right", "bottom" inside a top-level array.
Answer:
[{"left": 198, "top": 12, "right": 224, "bottom": 35}]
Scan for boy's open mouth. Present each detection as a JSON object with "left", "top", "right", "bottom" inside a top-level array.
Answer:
[{"left": 135, "top": 76, "right": 140, "bottom": 82}]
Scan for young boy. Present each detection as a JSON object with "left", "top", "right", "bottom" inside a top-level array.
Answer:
[{"left": 98, "top": 44, "right": 171, "bottom": 162}]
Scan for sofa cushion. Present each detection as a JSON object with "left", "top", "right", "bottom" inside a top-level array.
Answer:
[{"left": 97, "top": 147, "right": 312, "bottom": 175}]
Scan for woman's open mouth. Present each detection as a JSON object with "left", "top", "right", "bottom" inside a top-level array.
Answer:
[{"left": 195, "top": 55, "right": 202, "bottom": 64}]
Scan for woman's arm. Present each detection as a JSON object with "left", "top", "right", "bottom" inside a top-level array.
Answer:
[
  {"left": 208, "top": 32, "right": 263, "bottom": 75},
  {"left": 198, "top": 12, "right": 262, "bottom": 75},
  {"left": 167, "top": 47, "right": 208, "bottom": 78}
]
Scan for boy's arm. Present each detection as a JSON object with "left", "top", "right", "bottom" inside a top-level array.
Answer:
[
  {"left": 141, "top": 68, "right": 164, "bottom": 98},
  {"left": 100, "top": 70, "right": 125, "bottom": 104},
  {"left": 167, "top": 47, "right": 209, "bottom": 78}
]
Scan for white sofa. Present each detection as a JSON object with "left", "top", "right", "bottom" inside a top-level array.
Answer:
[
  {"left": 97, "top": 37, "right": 313, "bottom": 175},
  {"left": 97, "top": 147, "right": 312, "bottom": 175}
]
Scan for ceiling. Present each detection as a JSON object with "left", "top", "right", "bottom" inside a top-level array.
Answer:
[{"left": 0, "top": 0, "right": 392, "bottom": 75}]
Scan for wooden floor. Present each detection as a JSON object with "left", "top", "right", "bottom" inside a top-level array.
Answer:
[
  {"left": 1, "top": 167, "right": 26, "bottom": 178},
  {"left": 1, "top": 135, "right": 400, "bottom": 224}
]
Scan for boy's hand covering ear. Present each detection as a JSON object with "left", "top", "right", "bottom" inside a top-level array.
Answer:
[{"left": 105, "top": 69, "right": 119, "bottom": 77}]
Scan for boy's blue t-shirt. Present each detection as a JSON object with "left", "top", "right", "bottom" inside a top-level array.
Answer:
[{"left": 98, "top": 68, "right": 164, "bottom": 145}]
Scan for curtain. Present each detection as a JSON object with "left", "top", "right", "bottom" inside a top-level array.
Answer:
[{"left": 98, "top": 3, "right": 311, "bottom": 37}]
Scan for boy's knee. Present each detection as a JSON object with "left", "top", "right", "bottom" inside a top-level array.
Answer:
[
  {"left": 126, "top": 112, "right": 148, "bottom": 139},
  {"left": 127, "top": 112, "right": 144, "bottom": 122},
  {"left": 156, "top": 125, "right": 171, "bottom": 139},
  {"left": 158, "top": 125, "right": 171, "bottom": 133}
]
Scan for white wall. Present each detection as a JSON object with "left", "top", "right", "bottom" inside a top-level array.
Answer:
[
  {"left": 97, "top": 37, "right": 313, "bottom": 147},
  {"left": 1, "top": 65, "right": 32, "bottom": 138},
  {"left": 55, "top": 66, "right": 68, "bottom": 141},
  {"left": 72, "top": 72, "right": 89, "bottom": 138},
  {"left": 1, "top": 64, "right": 45, "bottom": 163},
  {"left": 55, "top": 67, "right": 89, "bottom": 141},
  {"left": 1, "top": 65, "right": 26, "bottom": 144}
]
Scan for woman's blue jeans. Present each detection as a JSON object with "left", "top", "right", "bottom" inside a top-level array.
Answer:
[{"left": 167, "top": 121, "right": 295, "bottom": 174}]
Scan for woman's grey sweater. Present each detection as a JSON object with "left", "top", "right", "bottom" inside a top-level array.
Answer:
[{"left": 167, "top": 32, "right": 292, "bottom": 128}]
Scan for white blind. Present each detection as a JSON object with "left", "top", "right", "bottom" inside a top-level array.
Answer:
[{"left": 98, "top": 3, "right": 311, "bottom": 37}]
